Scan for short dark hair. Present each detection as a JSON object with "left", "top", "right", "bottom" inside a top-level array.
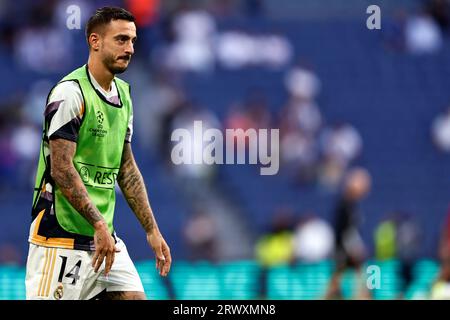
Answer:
[{"left": 85, "top": 7, "right": 135, "bottom": 43}]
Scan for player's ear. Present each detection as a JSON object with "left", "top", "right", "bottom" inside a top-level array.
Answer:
[{"left": 89, "top": 33, "right": 100, "bottom": 51}]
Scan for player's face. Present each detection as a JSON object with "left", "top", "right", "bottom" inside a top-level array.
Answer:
[{"left": 100, "top": 20, "right": 137, "bottom": 74}]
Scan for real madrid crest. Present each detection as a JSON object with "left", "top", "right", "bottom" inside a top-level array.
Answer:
[{"left": 53, "top": 283, "right": 64, "bottom": 300}]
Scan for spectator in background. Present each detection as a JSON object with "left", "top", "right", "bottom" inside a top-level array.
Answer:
[
  {"left": 214, "top": 30, "right": 252, "bottom": 70},
  {"left": 280, "top": 129, "right": 319, "bottom": 184},
  {"left": 432, "top": 107, "right": 450, "bottom": 152},
  {"left": 169, "top": 101, "right": 221, "bottom": 185},
  {"left": 224, "top": 92, "right": 273, "bottom": 159},
  {"left": 160, "top": 95, "right": 185, "bottom": 164},
  {"left": 225, "top": 103, "right": 254, "bottom": 132},
  {"left": 257, "top": 31, "right": 293, "bottom": 69},
  {"left": 0, "top": 98, "right": 40, "bottom": 191},
  {"left": 23, "top": 80, "right": 54, "bottom": 126},
  {"left": 164, "top": 4, "right": 217, "bottom": 72},
  {"left": 125, "top": 0, "right": 161, "bottom": 57},
  {"left": 13, "top": 0, "right": 75, "bottom": 74},
  {"left": 125, "top": 0, "right": 160, "bottom": 26},
  {"left": 405, "top": 9, "right": 443, "bottom": 55},
  {"left": 14, "top": 25, "right": 74, "bottom": 73},
  {"left": 127, "top": 66, "right": 185, "bottom": 153},
  {"left": 325, "top": 167, "right": 372, "bottom": 300},
  {"left": 426, "top": 0, "right": 450, "bottom": 32},
  {"left": 243, "top": 91, "right": 273, "bottom": 129},
  {"left": 284, "top": 62, "right": 321, "bottom": 102},
  {"left": 430, "top": 280, "right": 450, "bottom": 299},
  {"left": 432, "top": 205, "right": 450, "bottom": 299},
  {"left": 374, "top": 216, "right": 397, "bottom": 261},
  {"left": 318, "top": 122, "right": 363, "bottom": 191},
  {"left": 10, "top": 118, "right": 41, "bottom": 189},
  {"left": 279, "top": 96, "right": 322, "bottom": 184},
  {"left": 255, "top": 207, "right": 295, "bottom": 268},
  {"left": 280, "top": 61, "right": 322, "bottom": 184},
  {"left": 216, "top": 29, "right": 292, "bottom": 70},
  {"left": 184, "top": 209, "right": 219, "bottom": 262},
  {"left": 293, "top": 213, "right": 335, "bottom": 263},
  {"left": 0, "top": 123, "right": 17, "bottom": 191},
  {"left": 396, "top": 212, "right": 421, "bottom": 296},
  {"left": 280, "top": 96, "right": 322, "bottom": 138},
  {"left": 374, "top": 211, "right": 421, "bottom": 297},
  {"left": 225, "top": 91, "right": 273, "bottom": 131}
]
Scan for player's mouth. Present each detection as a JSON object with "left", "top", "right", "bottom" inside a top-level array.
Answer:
[{"left": 117, "top": 56, "right": 130, "bottom": 62}]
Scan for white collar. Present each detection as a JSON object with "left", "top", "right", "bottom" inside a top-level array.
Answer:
[{"left": 88, "top": 70, "right": 117, "bottom": 97}]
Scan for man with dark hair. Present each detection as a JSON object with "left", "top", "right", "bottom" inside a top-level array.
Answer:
[
  {"left": 325, "top": 167, "right": 371, "bottom": 299},
  {"left": 25, "top": 7, "right": 171, "bottom": 300}
]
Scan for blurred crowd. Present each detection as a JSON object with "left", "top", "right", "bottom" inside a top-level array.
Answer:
[
  {"left": 252, "top": 167, "right": 424, "bottom": 299},
  {"left": 2, "top": 0, "right": 450, "bottom": 190},
  {"left": 384, "top": 0, "right": 450, "bottom": 54}
]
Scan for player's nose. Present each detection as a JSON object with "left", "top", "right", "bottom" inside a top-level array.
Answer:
[{"left": 125, "top": 41, "right": 134, "bottom": 56}]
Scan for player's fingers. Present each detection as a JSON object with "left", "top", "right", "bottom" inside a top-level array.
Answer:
[
  {"left": 92, "top": 249, "right": 100, "bottom": 268},
  {"left": 160, "top": 261, "right": 169, "bottom": 276},
  {"left": 104, "top": 250, "right": 115, "bottom": 276},
  {"left": 158, "top": 259, "right": 167, "bottom": 275},
  {"left": 165, "top": 255, "right": 172, "bottom": 275},
  {"left": 154, "top": 244, "right": 164, "bottom": 270},
  {"left": 157, "top": 255, "right": 165, "bottom": 270},
  {"left": 93, "top": 254, "right": 104, "bottom": 273},
  {"left": 94, "top": 251, "right": 106, "bottom": 273},
  {"left": 111, "top": 251, "right": 115, "bottom": 268},
  {"left": 163, "top": 245, "right": 172, "bottom": 262},
  {"left": 162, "top": 254, "right": 172, "bottom": 276},
  {"left": 162, "top": 247, "right": 172, "bottom": 276},
  {"left": 155, "top": 244, "right": 165, "bottom": 261}
]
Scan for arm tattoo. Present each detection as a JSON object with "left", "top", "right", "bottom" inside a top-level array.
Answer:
[
  {"left": 117, "top": 143, "right": 157, "bottom": 233},
  {"left": 50, "top": 139, "right": 103, "bottom": 226}
]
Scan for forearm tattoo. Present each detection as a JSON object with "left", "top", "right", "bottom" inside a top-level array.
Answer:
[
  {"left": 117, "top": 143, "right": 156, "bottom": 233},
  {"left": 50, "top": 139, "right": 103, "bottom": 226}
]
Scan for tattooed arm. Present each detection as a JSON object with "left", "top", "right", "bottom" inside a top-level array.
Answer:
[
  {"left": 49, "top": 138, "right": 118, "bottom": 275},
  {"left": 117, "top": 143, "right": 172, "bottom": 276}
]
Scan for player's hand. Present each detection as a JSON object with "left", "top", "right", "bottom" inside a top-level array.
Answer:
[
  {"left": 147, "top": 230, "right": 172, "bottom": 277},
  {"left": 92, "top": 220, "right": 120, "bottom": 276}
]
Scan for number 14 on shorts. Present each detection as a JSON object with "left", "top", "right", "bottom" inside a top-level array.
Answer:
[{"left": 58, "top": 256, "right": 82, "bottom": 285}]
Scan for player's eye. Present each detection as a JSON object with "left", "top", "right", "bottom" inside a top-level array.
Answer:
[{"left": 116, "top": 36, "right": 128, "bottom": 44}]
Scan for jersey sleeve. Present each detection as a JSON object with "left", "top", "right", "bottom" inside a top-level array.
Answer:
[
  {"left": 45, "top": 81, "right": 84, "bottom": 142},
  {"left": 125, "top": 104, "right": 133, "bottom": 143}
]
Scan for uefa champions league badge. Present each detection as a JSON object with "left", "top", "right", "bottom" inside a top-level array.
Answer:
[{"left": 53, "top": 283, "right": 64, "bottom": 300}]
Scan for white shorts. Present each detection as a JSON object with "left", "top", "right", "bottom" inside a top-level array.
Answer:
[{"left": 25, "top": 238, "right": 144, "bottom": 300}]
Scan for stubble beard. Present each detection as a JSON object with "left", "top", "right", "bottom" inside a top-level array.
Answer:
[{"left": 102, "top": 52, "right": 129, "bottom": 75}]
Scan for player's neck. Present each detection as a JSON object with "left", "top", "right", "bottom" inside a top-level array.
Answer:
[{"left": 87, "top": 58, "right": 114, "bottom": 92}]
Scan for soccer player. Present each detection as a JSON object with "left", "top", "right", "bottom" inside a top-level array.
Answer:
[{"left": 25, "top": 7, "right": 171, "bottom": 300}]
